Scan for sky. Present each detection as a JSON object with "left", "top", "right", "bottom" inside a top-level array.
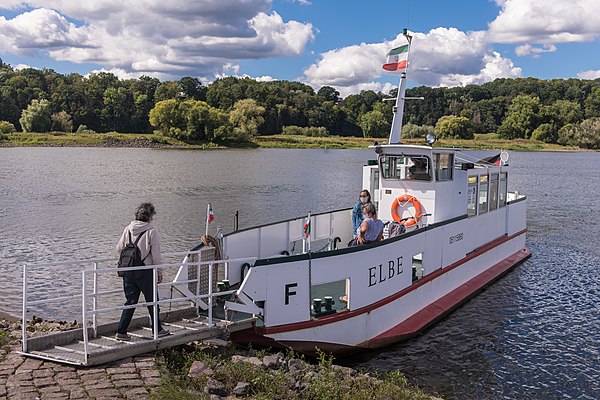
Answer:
[{"left": 0, "top": 0, "right": 599, "bottom": 97}]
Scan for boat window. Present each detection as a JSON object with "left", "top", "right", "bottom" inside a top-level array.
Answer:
[
  {"left": 467, "top": 176, "right": 478, "bottom": 217},
  {"left": 489, "top": 173, "right": 499, "bottom": 211},
  {"left": 478, "top": 175, "right": 489, "bottom": 214},
  {"left": 434, "top": 153, "right": 454, "bottom": 181},
  {"left": 379, "top": 155, "right": 432, "bottom": 181},
  {"left": 311, "top": 279, "right": 349, "bottom": 318},
  {"left": 499, "top": 173, "right": 508, "bottom": 207}
]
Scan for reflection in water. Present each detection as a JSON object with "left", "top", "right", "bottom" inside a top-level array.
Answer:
[{"left": 1, "top": 148, "right": 598, "bottom": 399}]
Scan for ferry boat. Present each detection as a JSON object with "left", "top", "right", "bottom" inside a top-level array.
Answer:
[{"left": 203, "top": 31, "right": 530, "bottom": 354}]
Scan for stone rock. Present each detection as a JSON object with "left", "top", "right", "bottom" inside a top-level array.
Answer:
[
  {"left": 231, "top": 355, "right": 263, "bottom": 367},
  {"left": 262, "top": 352, "right": 284, "bottom": 369},
  {"left": 204, "top": 378, "right": 228, "bottom": 397},
  {"left": 331, "top": 364, "right": 357, "bottom": 377},
  {"left": 233, "top": 381, "right": 251, "bottom": 396},
  {"left": 188, "top": 361, "right": 214, "bottom": 378},
  {"left": 287, "top": 358, "right": 305, "bottom": 374},
  {"left": 210, "top": 395, "right": 223, "bottom": 400},
  {"left": 291, "top": 379, "right": 308, "bottom": 392}
]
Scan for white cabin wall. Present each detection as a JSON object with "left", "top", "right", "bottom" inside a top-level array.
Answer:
[{"left": 506, "top": 200, "right": 527, "bottom": 235}]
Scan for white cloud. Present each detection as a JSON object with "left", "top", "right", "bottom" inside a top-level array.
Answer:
[
  {"left": 488, "top": 0, "right": 600, "bottom": 44},
  {"left": 577, "top": 70, "right": 600, "bottom": 79},
  {"left": 303, "top": 27, "right": 522, "bottom": 95},
  {"left": 515, "top": 44, "right": 557, "bottom": 57},
  {"left": 0, "top": 1, "right": 315, "bottom": 79}
]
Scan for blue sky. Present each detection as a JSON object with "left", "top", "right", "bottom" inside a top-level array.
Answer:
[{"left": 1, "top": 0, "right": 599, "bottom": 96}]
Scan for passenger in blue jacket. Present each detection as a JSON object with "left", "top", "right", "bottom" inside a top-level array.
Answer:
[{"left": 352, "top": 189, "right": 372, "bottom": 237}]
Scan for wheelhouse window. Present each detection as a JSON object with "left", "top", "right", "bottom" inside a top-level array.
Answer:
[
  {"left": 467, "top": 176, "right": 477, "bottom": 217},
  {"left": 434, "top": 153, "right": 454, "bottom": 181},
  {"left": 380, "top": 155, "right": 432, "bottom": 181},
  {"left": 478, "top": 175, "right": 489, "bottom": 214},
  {"left": 489, "top": 173, "right": 499, "bottom": 211}
]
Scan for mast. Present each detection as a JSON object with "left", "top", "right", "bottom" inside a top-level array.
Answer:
[{"left": 388, "top": 28, "right": 413, "bottom": 144}]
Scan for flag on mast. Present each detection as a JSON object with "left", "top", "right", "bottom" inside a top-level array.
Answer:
[
  {"left": 303, "top": 217, "right": 311, "bottom": 238},
  {"left": 382, "top": 44, "right": 409, "bottom": 71},
  {"left": 207, "top": 204, "right": 215, "bottom": 224}
]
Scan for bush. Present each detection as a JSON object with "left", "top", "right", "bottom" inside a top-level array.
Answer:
[
  {"left": 282, "top": 125, "right": 329, "bottom": 137},
  {"left": 434, "top": 115, "right": 475, "bottom": 139},
  {"left": 558, "top": 118, "right": 600, "bottom": 149},
  {"left": 51, "top": 111, "right": 73, "bottom": 132},
  {"left": 402, "top": 123, "right": 434, "bottom": 139},
  {"left": 0, "top": 120, "right": 16, "bottom": 139},
  {"left": 20, "top": 99, "right": 52, "bottom": 133},
  {"left": 531, "top": 123, "right": 558, "bottom": 143},
  {"left": 76, "top": 124, "right": 96, "bottom": 134}
]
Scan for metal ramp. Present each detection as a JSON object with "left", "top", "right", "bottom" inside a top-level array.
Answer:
[
  {"left": 19, "top": 246, "right": 258, "bottom": 366},
  {"left": 19, "top": 308, "right": 254, "bottom": 366}
]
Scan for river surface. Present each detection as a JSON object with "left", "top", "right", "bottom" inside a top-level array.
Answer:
[{"left": 0, "top": 147, "right": 598, "bottom": 399}]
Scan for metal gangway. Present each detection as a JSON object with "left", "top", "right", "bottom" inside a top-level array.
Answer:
[{"left": 18, "top": 246, "right": 256, "bottom": 366}]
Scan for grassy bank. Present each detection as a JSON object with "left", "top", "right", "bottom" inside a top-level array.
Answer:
[
  {"left": 153, "top": 344, "right": 437, "bottom": 400},
  {"left": 1, "top": 131, "right": 584, "bottom": 151}
]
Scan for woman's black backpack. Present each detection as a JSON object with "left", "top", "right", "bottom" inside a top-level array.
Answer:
[{"left": 117, "top": 230, "right": 148, "bottom": 278}]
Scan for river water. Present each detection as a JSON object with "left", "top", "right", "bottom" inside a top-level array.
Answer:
[{"left": 0, "top": 147, "right": 598, "bottom": 399}]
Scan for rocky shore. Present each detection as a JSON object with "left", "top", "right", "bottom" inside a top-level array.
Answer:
[{"left": 0, "top": 317, "right": 440, "bottom": 400}]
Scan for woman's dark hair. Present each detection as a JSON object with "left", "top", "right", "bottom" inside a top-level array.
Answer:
[
  {"left": 359, "top": 189, "right": 371, "bottom": 201},
  {"left": 135, "top": 203, "right": 156, "bottom": 222}
]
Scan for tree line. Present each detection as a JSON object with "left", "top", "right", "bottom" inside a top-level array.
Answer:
[{"left": 1, "top": 58, "right": 599, "bottom": 148}]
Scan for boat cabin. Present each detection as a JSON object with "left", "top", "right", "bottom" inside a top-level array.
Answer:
[{"left": 363, "top": 143, "right": 510, "bottom": 229}]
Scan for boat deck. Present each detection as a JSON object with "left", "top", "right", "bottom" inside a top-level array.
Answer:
[{"left": 18, "top": 308, "right": 254, "bottom": 366}]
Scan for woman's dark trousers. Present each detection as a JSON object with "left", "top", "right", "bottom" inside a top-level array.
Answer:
[{"left": 117, "top": 270, "right": 163, "bottom": 334}]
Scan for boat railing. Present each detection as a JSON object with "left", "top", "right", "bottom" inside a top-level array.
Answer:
[{"left": 21, "top": 250, "right": 257, "bottom": 365}]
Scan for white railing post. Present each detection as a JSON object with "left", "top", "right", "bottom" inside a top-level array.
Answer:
[
  {"left": 153, "top": 267, "right": 158, "bottom": 340},
  {"left": 21, "top": 264, "right": 28, "bottom": 352},
  {"left": 208, "top": 263, "right": 214, "bottom": 327},
  {"left": 81, "top": 270, "right": 89, "bottom": 365},
  {"left": 92, "top": 262, "right": 98, "bottom": 338}
]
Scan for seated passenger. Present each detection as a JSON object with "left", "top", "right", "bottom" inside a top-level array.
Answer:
[
  {"left": 356, "top": 203, "right": 384, "bottom": 244},
  {"left": 352, "top": 189, "right": 372, "bottom": 238}
]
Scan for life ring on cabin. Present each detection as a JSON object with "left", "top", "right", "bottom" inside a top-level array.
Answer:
[{"left": 391, "top": 194, "right": 424, "bottom": 227}]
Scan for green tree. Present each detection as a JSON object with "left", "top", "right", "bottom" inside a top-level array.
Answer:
[
  {"left": 50, "top": 111, "right": 73, "bottom": 132},
  {"left": 359, "top": 110, "right": 390, "bottom": 138},
  {"left": 317, "top": 86, "right": 340, "bottom": 102},
  {"left": 154, "top": 81, "right": 180, "bottom": 102},
  {"left": 178, "top": 77, "right": 206, "bottom": 101},
  {"left": 531, "top": 123, "right": 558, "bottom": 143},
  {"left": 229, "top": 98, "right": 265, "bottom": 140},
  {"left": 576, "top": 117, "right": 600, "bottom": 149},
  {"left": 20, "top": 99, "right": 52, "bottom": 132},
  {"left": 551, "top": 99, "right": 583, "bottom": 126},
  {"left": 497, "top": 94, "right": 541, "bottom": 139},
  {"left": 149, "top": 99, "right": 181, "bottom": 136},
  {"left": 434, "top": 115, "right": 475, "bottom": 139}
]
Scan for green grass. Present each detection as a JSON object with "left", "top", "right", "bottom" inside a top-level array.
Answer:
[
  {"left": 0, "top": 329, "right": 11, "bottom": 362},
  {"left": 2, "top": 131, "right": 585, "bottom": 152},
  {"left": 152, "top": 345, "right": 435, "bottom": 400}
]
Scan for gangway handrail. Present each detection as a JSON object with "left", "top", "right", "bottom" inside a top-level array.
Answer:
[
  {"left": 23, "top": 248, "right": 212, "bottom": 268},
  {"left": 21, "top": 250, "right": 258, "bottom": 363}
]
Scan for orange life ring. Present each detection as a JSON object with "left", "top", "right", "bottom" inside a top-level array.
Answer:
[{"left": 391, "top": 194, "right": 424, "bottom": 227}]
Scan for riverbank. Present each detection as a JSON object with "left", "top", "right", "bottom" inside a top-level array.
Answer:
[
  {"left": 1, "top": 131, "right": 585, "bottom": 151},
  {"left": 0, "top": 320, "right": 440, "bottom": 400}
]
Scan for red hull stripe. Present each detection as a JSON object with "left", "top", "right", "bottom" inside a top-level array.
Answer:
[{"left": 263, "top": 230, "right": 527, "bottom": 334}]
